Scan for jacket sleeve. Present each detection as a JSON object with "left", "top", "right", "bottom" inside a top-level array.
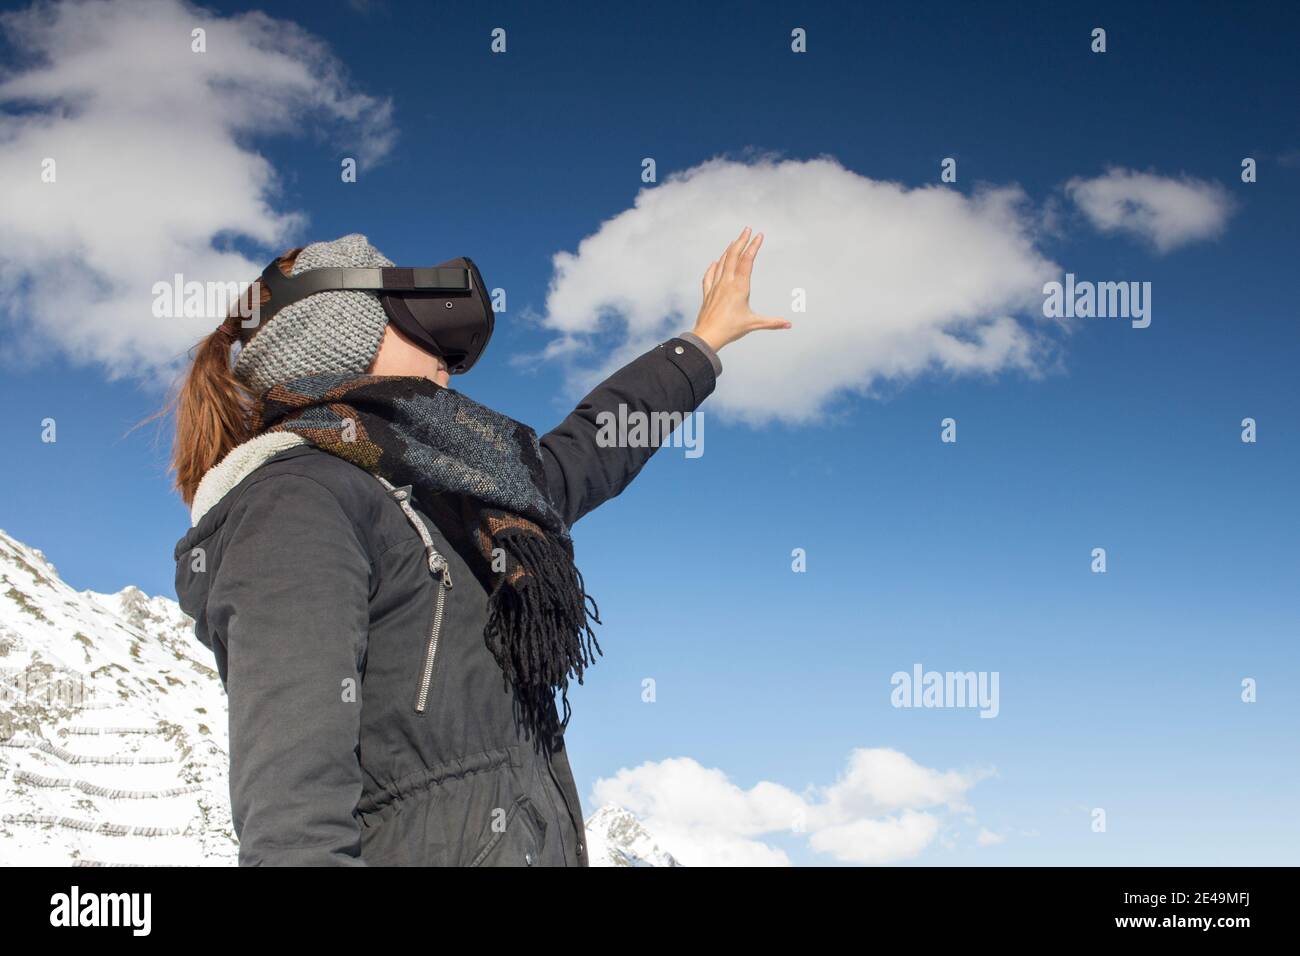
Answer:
[
  {"left": 208, "top": 474, "right": 371, "bottom": 866},
  {"left": 539, "top": 334, "right": 718, "bottom": 527}
]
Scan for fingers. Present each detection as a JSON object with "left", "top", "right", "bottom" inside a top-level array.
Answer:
[
  {"left": 735, "top": 231, "right": 763, "bottom": 279},
  {"left": 750, "top": 314, "right": 792, "bottom": 331},
  {"left": 702, "top": 259, "right": 720, "bottom": 296},
  {"left": 720, "top": 226, "right": 751, "bottom": 278}
]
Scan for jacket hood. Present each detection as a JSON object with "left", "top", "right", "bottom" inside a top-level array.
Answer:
[{"left": 173, "top": 433, "right": 308, "bottom": 646}]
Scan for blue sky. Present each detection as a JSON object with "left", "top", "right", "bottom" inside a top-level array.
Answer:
[{"left": 1, "top": 0, "right": 1297, "bottom": 864}]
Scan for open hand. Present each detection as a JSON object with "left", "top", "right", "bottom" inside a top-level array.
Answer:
[{"left": 692, "top": 227, "right": 791, "bottom": 352}]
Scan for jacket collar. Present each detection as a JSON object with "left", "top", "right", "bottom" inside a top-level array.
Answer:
[{"left": 189, "top": 432, "right": 307, "bottom": 526}]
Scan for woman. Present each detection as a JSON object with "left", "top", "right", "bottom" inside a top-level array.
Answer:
[{"left": 171, "top": 228, "right": 786, "bottom": 866}]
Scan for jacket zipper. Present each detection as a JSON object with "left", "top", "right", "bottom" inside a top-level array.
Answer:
[
  {"left": 414, "top": 554, "right": 452, "bottom": 715},
  {"left": 373, "top": 477, "right": 456, "bottom": 717}
]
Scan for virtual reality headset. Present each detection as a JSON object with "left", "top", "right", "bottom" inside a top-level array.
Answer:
[{"left": 251, "top": 255, "right": 495, "bottom": 374}]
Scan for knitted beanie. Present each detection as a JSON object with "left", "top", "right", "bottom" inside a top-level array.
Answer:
[{"left": 233, "top": 233, "right": 393, "bottom": 392}]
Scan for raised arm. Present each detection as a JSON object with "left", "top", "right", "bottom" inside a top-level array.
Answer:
[
  {"left": 540, "top": 333, "right": 718, "bottom": 526},
  {"left": 540, "top": 226, "right": 789, "bottom": 526}
]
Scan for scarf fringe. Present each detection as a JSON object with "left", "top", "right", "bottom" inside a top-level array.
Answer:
[{"left": 484, "top": 530, "right": 602, "bottom": 745}]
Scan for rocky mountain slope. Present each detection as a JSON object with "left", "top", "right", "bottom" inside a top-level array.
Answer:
[
  {"left": 583, "top": 804, "right": 683, "bottom": 866},
  {"left": 0, "top": 528, "right": 236, "bottom": 865}
]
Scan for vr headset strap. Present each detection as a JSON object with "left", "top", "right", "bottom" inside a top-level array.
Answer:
[{"left": 257, "top": 263, "right": 472, "bottom": 326}]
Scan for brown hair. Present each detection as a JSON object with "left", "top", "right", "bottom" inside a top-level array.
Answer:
[{"left": 166, "top": 248, "right": 301, "bottom": 505}]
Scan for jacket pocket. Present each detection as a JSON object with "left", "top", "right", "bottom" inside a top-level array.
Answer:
[{"left": 468, "top": 794, "right": 549, "bottom": 867}]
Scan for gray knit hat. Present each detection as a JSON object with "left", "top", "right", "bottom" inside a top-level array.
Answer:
[{"left": 234, "top": 233, "right": 392, "bottom": 392}]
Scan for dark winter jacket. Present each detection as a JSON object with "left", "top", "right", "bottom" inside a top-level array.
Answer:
[{"left": 173, "top": 335, "right": 718, "bottom": 866}]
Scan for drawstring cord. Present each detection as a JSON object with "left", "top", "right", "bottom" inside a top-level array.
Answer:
[{"left": 374, "top": 475, "right": 452, "bottom": 584}]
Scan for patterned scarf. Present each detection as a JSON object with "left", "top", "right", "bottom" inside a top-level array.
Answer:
[{"left": 253, "top": 373, "right": 601, "bottom": 745}]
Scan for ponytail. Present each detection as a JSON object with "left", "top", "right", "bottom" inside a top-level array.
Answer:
[
  {"left": 166, "top": 249, "right": 299, "bottom": 505},
  {"left": 171, "top": 323, "right": 251, "bottom": 505}
]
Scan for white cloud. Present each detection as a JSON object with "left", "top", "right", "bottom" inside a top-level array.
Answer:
[
  {"left": 813, "top": 747, "right": 986, "bottom": 819},
  {"left": 588, "top": 756, "right": 800, "bottom": 866},
  {"left": 975, "top": 827, "right": 1005, "bottom": 847},
  {"left": 0, "top": 0, "right": 395, "bottom": 379},
  {"left": 1064, "top": 167, "right": 1233, "bottom": 253},
  {"left": 538, "top": 155, "right": 1061, "bottom": 424},
  {"left": 590, "top": 747, "right": 990, "bottom": 866},
  {"left": 809, "top": 809, "right": 942, "bottom": 865}
]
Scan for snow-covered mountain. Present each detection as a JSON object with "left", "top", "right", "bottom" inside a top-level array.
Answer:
[
  {"left": 583, "top": 805, "right": 683, "bottom": 866},
  {"left": 1, "top": 527, "right": 680, "bottom": 867},
  {"left": 0, "top": 528, "right": 236, "bottom": 866}
]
